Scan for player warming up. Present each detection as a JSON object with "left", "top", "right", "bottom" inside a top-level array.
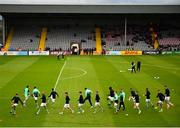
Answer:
[
  {"left": 137, "top": 61, "right": 141, "bottom": 72},
  {"left": 10, "top": 93, "right": 23, "bottom": 115},
  {"left": 32, "top": 86, "right": 41, "bottom": 108},
  {"left": 131, "top": 62, "right": 136, "bottom": 73},
  {"left": 59, "top": 92, "right": 74, "bottom": 115},
  {"left": 23, "top": 85, "right": 30, "bottom": 106},
  {"left": 155, "top": 90, "right": 165, "bottom": 112},
  {"left": 107, "top": 86, "right": 115, "bottom": 108},
  {"left": 83, "top": 88, "right": 93, "bottom": 109},
  {"left": 36, "top": 92, "right": 49, "bottom": 115},
  {"left": 164, "top": 85, "right": 174, "bottom": 109},
  {"left": 119, "top": 89, "right": 125, "bottom": 111},
  {"left": 77, "top": 91, "right": 84, "bottom": 114},
  {"left": 134, "top": 91, "right": 141, "bottom": 114},
  {"left": 93, "top": 91, "right": 103, "bottom": 113},
  {"left": 114, "top": 91, "right": 119, "bottom": 113},
  {"left": 144, "top": 88, "right": 152, "bottom": 108},
  {"left": 129, "top": 88, "right": 136, "bottom": 108},
  {"left": 48, "top": 88, "right": 59, "bottom": 106}
]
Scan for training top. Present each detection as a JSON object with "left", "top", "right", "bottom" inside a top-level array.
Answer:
[
  {"left": 145, "top": 90, "right": 151, "bottom": 99},
  {"left": 132, "top": 63, "right": 135, "bottom": 68},
  {"left": 49, "top": 91, "right": 58, "bottom": 99},
  {"left": 95, "top": 94, "right": 100, "bottom": 102},
  {"left": 119, "top": 91, "right": 125, "bottom": 102},
  {"left": 165, "top": 88, "right": 170, "bottom": 97},
  {"left": 41, "top": 94, "right": 46, "bottom": 103},
  {"left": 33, "top": 88, "right": 40, "bottom": 97},
  {"left": 137, "top": 61, "right": 141, "bottom": 67},
  {"left": 78, "top": 95, "right": 84, "bottom": 104},
  {"left": 114, "top": 93, "right": 119, "bottom": 103},
  {"left": 85, "top": 89, "right": 92, "bottom": 97},
  {"left": 131, "top": 91, "right": 136, "bottom": 97},
  {"left": 157, "top": 93, "right": 165, "bottom": 101},
  {"left": 65, "top": 95, "right": 70, "bottom": 104},
  {"left": 24, "top": 87, "right": 29, "bottom": 97},
  {"left": 11, "top": 96, "right": 23, "bottom": 105},
  {"left": 135, "top": 94, "right": 140, "bottom": 103}
]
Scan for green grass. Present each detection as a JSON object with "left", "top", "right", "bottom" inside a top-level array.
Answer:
[{"left": 0, "top": 55, "right": 180, "bottom": 127}]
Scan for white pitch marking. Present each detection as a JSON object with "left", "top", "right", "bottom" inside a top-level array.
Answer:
[
  {"left": 54, "top": 61, "right": 67, "bottom": 90},
  {"left": 61, "top": 68, "right": 87, "bottom": 80}
]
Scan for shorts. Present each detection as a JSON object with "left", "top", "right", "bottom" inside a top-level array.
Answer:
[
  {"left": 12, "top": 103, "right": 18, "bottom": 107},
  {"left": 135, "top": 103, "right": 139, "bottom": 106},
  {"left": 64, "top": 104, "right": 70, "bottom": 108},
  {"left": 40, "top": 103, "right": 47, "bottom": 107},
  {"left": 108, "top": 96, "right": 114, "bottom": 101},
  {"left": 114, "top": 102, "right": 118, "bottom": 107},
  {"left": 78, "top": 103, "right": 83, "bottom": 107},
  {"left": 165, "top": 96, "right": 170, "bottom": 102},
  {"left": 146, "top": 99, "right": 150, "bottom": 102},
  {"left": 33, "top": 96, "right": 38, "bottom": 101},
  {"left": 50, "top": 97, "right": 56, "bottom": 102},
  {"left": 158, "top": 100, "right": 163, "bottom": 104},
  {"left": 95, "top": 102, "right": 100, "bottom": 106}
]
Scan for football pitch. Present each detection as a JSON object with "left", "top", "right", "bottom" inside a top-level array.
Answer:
[{"left": 0, "top": 55, "right": 179, "bottom": 127}]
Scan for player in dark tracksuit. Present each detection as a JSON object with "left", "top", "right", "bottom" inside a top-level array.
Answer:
[
  {"left": 164, "top": 86, "right": 174, "bottom": 109},
  {"left": 59, "top": 92, "right": 74, "bottom": 115},
  {"left": 36, "top": 92, "right": 49, "bottom": 115},
  {"left": 131, "top": 62, "right": 136, "bottom": 73},
  {"left": 57, "top": 51, "right": 61, "bottom": 60},
  {"left": 107, "top": 86, "right": 115, "bottom": 107},
  {"left": 48, "top": 88, "right": 59, "bottom": 105},
  {"left": 155, "top": 90, "right": 165, "bottom": 112},
  {"left": 94, "top": 91, "right": 103, "bottom": 113},
  {"left": 129, "top": 88, "right": 136, "bottom": 108},
  {"left": 134, "top": 91, "right": 141, "bottom": 114},
  {"left": 62, "top": 51, "right": 65, "bottom": 59},
  {"left": 137, "top": 61, "right": 141, "bottom": 72},
  {"left": 77, "top": 91, "right": 84, "bottom": 113},
  {"left": 10, "top": 93, "right": 23, "bottom": 115},
  {"left": 145, "top": 88, "right": 152, "bottom": 108}
]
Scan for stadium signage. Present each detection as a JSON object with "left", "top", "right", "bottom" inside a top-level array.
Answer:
[
  {"left": 50, "top": 51, "right": 59, "bottom": 55},
  {"left": 0, "top": 51, "right": 28, "bottom": 55},
  {"left": 162, "top": 51, "right": 173, "bottom": 55},
  {"left": 29, "top": 51, "right": 49, "bottom": 55},
  {"left": 121, "top": 51, "right": 142, "bottom": 55},
  {"left": 50, "top": 51, "right": 72, "bottom": 55},
  {"left": 106, "top": 51, "right": 142, "bottom": 55},
  {"left": 162, "top": 51, "right": 180, "bottom": 55},
  {"left": 143, "top": 51, "right": 159, "bottom": 55},
  {"left": 106, "top": 51, "right": 121, "bottom": 55}
]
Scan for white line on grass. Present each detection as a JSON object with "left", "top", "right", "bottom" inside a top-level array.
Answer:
[
  {"left": 54, "top": 61, "right": 67, "bottom": 90},
  {"left": 61, "top": 68, "right": 87, "bottom": 80}
]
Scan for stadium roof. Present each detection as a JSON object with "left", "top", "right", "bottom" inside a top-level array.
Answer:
[
  {"left": 0, "top": 0, "right": 180, "bottom": 5},
  {"left": 0, "top": 4, "right": 180, "bottom": 14}
]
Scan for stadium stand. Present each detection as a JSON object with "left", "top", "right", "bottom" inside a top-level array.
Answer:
[
  {"left": 9, "top": 26, "right": 41, "bottom": 51},
  {"left": 4, "top": 15, "right": 180, "bottom": 52},
  {"left": 102, "top": 24, "right": 154, "bottom": 51},
  {"left": 157, "top": 22, "right": 180, "bottom": 51},
  {"left": 45, "top": 26, "right": 96, "bottom": 51}
]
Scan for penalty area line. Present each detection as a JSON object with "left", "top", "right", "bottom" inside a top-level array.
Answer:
[{"left": 54, "top": 61, "right": 67, "bottom": 90}]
